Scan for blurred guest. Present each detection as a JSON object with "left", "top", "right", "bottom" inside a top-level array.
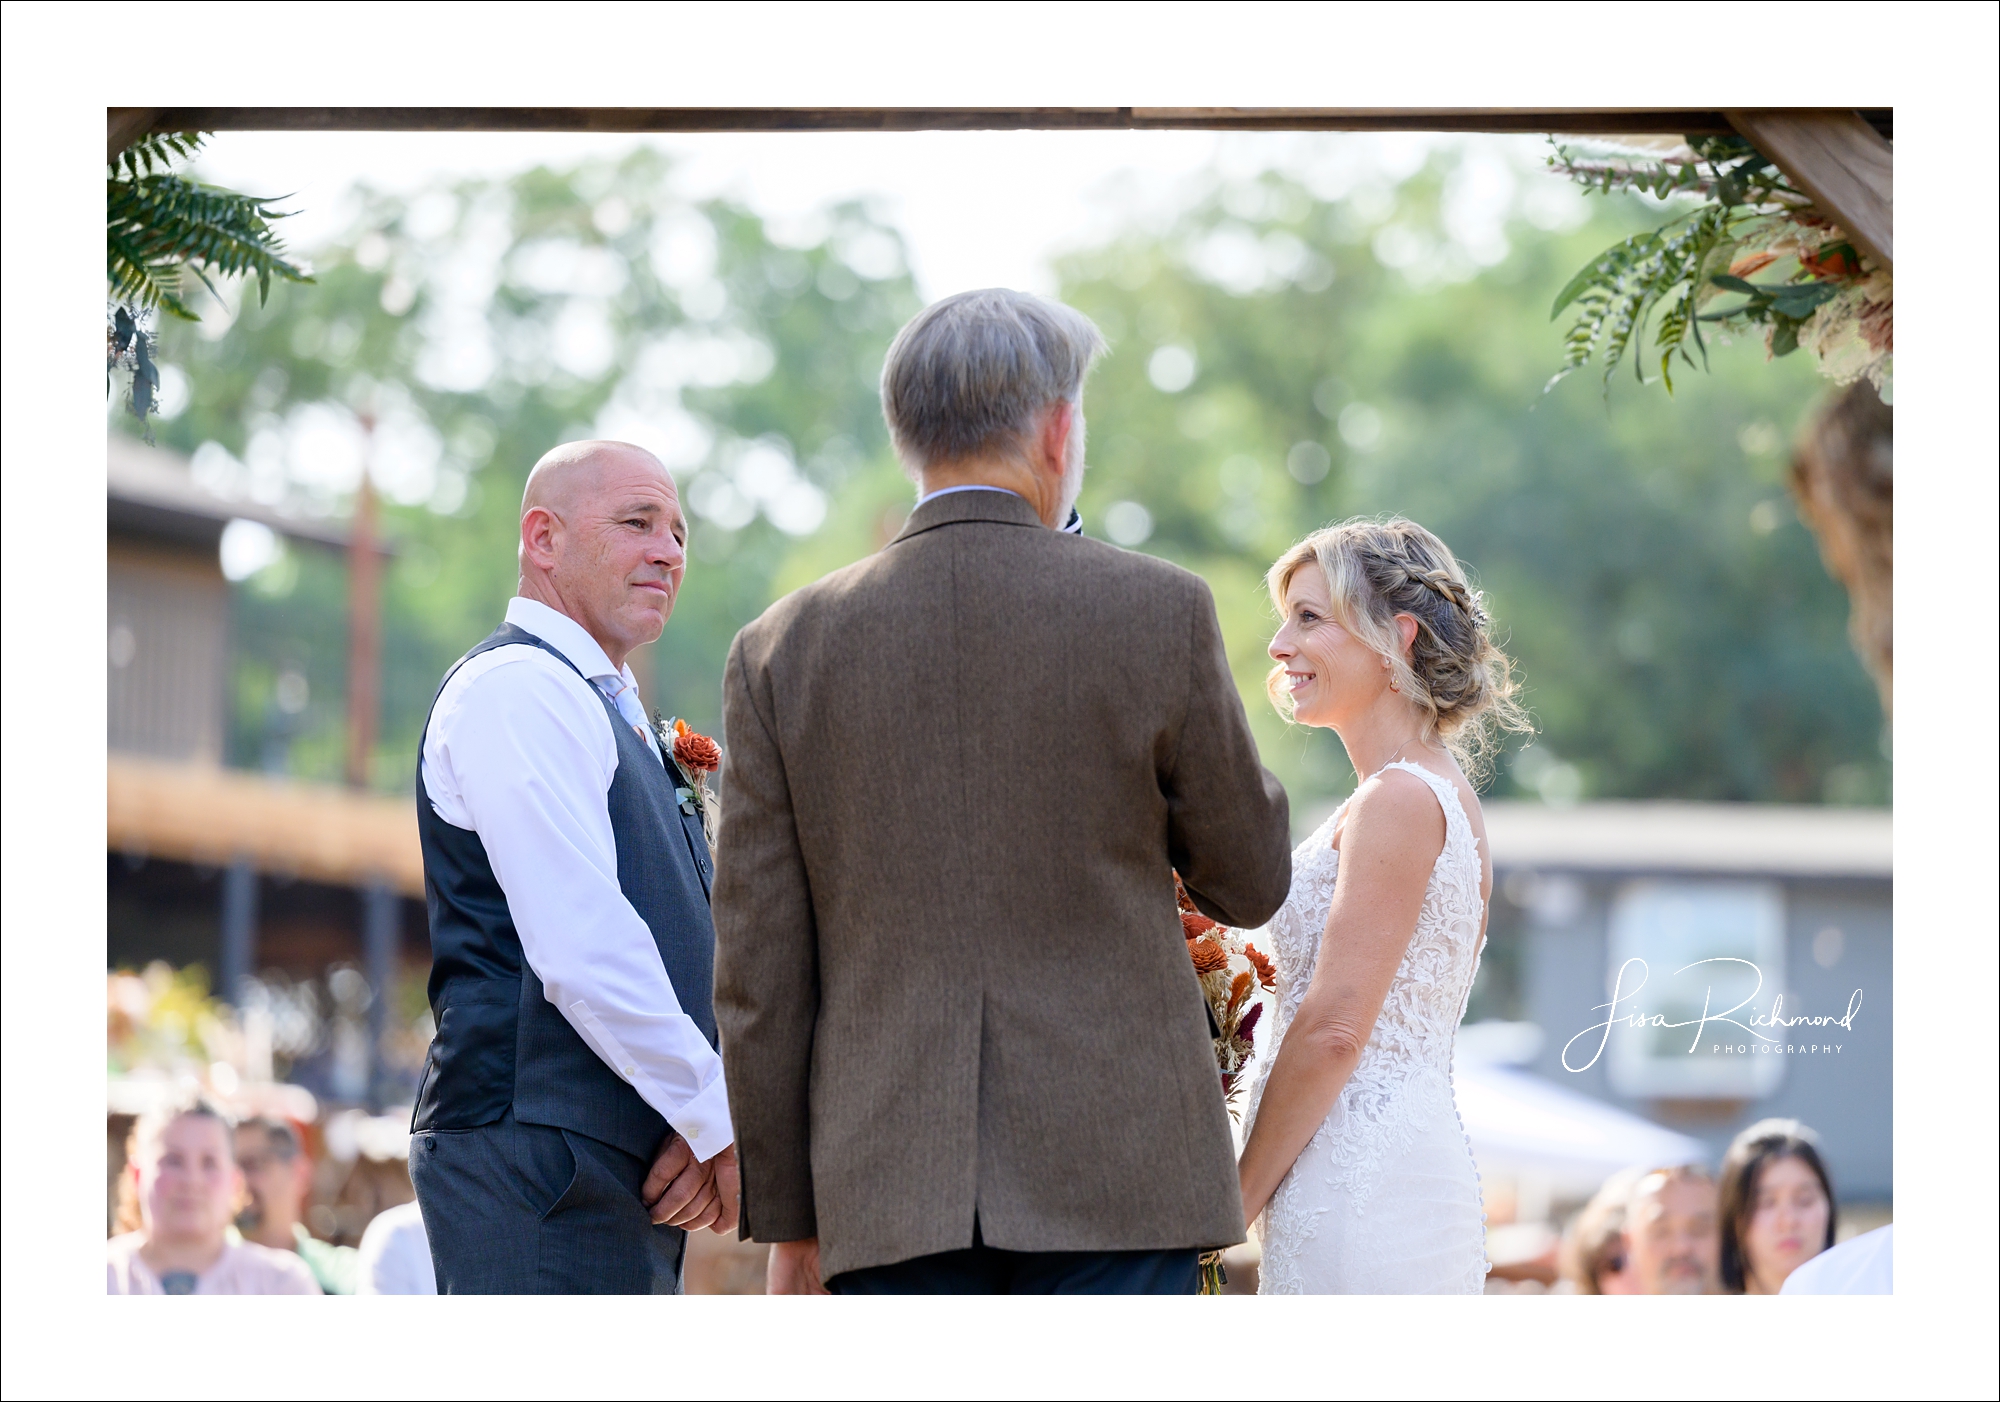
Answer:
[
  {"left": 234, "top": 1117, "right": 359, "bottom": 1295},
  {"left": 108, "top": 1098, "right": 319, "bottom": 1294},
  {"left": 1625, "top": 1164, "right": 1719, "bottom": 1294},
  {"left": 1718, "top": 1118, "right": 1837, "bottom": 1294},
  {"left": 356, "top": 1199, "right": 437, "bottom": 1295},
  {"left": 1781, "top": 1223, "right": 1891, "bottom": 1295},
  {"left": 1558, "top": 1167, "right": 1645, "bottom": 1294}
]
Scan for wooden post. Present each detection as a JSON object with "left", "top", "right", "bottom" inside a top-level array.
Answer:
[
  {"left": 107, "top": 108, "right": 160, "bottom": 164},
  {"left": 345, "top": 419, "right": 381, "bottom": 789},
  {"left": 220, "top": 856, "right": 258, "bottom": 1004},
  {"left": 363, "top": 879, "right": 399, "bottom": 1111},
  {"left": 1724, "top": 109, "right": 1892, "bottom": 271}
]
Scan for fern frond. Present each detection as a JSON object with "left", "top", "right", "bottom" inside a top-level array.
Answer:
[
  {"left": 114, "top": 131, "right": 206, "bottom": 180},
  {"left": 105, "top": 172, "right": 311, "bottom": 314}
]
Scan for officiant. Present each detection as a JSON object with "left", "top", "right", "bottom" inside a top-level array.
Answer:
[{"left": 407, "top": 440, "right": 738, "bottom": 1294}]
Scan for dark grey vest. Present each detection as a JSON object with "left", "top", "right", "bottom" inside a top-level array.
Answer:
[{"left": 410, "top": 622, "right": 718, "bottom": 1160}]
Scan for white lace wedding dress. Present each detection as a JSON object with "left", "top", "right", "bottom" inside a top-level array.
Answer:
[{"left": 1242, "top": 761, "right": 1490, "bottom": 1294}]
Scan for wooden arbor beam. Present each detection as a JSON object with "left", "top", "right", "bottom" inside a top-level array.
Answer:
[
  {"left": 1725, "top": 109, "right": 1892, "bottom": 271},
  {"left": 110, "top": 105, "right": 1893, "bottom": 143}
]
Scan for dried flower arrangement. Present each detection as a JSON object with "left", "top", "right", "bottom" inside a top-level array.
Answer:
[
  {"left": 1545, "top": 134, "right": 1892, "bottom": 402},
  {"left": 1175, "top": 871, "right": 1279, "bottom": 1295},
  {"left": 1176, "top": 872, "right": 1278, "bottom": 1110}
]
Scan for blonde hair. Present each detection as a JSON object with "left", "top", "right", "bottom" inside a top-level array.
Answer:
[{"left": 1265, "top": 516, "right": 1530, "bottom": 780}]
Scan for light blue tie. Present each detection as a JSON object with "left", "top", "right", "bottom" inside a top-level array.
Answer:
[{"left": 597, "top": 676, "right": 662, "bottom": 761}]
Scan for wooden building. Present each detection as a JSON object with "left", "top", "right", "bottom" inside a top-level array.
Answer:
[{"left": 107, "top": 435, "right": 427, "bottom": 1109}]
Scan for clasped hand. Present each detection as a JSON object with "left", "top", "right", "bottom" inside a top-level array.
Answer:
[{"left": 641, "top": 1134, "right": 740, "bottom": 1235}]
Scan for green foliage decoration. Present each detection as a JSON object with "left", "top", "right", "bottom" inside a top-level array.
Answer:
[
  {"left": 1545, "top": 136, "right": 1891, "bottom": 401},
  {"left": 106, "top": 131, "right": 312, "bottom": 431}
]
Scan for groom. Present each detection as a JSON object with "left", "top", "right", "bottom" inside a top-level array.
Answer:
[
  {"left": 714, "top": 289, "right": 1294, "bottom": 1293},
  {"left": 409, "top": 440, "right": 737, "bottom": 1293}
]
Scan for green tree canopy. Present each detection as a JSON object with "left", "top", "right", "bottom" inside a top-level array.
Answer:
[{"left": 134, "top": 144, "right": 1885, "bottom": 815}]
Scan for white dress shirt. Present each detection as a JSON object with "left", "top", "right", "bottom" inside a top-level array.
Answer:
[
  {"left": 915, "top": 484, "right": 1022, "bottom": 507},
  {"left": 354, "top": 1200, "right": 437, "bottom": 1295},
  {"left": 1779, "top": 1224, "right": 1892, "bottom": 1294},
  {"left": 420, "top": 595, "right": 733, "bottom": 1161},
  {"left": 914, "top": 484, "right": 1081, "bottom": 534}
]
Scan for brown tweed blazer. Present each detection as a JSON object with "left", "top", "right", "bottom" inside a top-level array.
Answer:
[{"left": 713, "top": 488, "right": 1292, "bottom": 1280}]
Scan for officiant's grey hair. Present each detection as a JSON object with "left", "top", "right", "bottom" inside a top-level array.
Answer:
[{"left": 880, "top": 289, "right": 1106, "bottom": 478}]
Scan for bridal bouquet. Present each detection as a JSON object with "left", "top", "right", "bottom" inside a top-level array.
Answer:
[
  {"left": 1174, "top": 873, "right": 1277, "bottom": 1109},
  {"left": 1176, "top": 873, "right": 1277, "bottom": 1295}
]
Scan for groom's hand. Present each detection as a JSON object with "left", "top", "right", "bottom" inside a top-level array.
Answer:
[
  {"left": 767, "top": 1237, "right": 829, "bottom": 1294},
  {"left": 642, "top": 1133, "right": 718, "bottom": 1228}
]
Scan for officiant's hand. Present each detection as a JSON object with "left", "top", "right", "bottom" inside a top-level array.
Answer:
[
  {"left": 642, "top": 1133, "right": 721, "bottom": 1230},
  {"left": 767, "top": 1237, "right": 829, "bottom": 1294},
  {"left": 707, "top": 1144, "right": 741, "bottom": 1236}
]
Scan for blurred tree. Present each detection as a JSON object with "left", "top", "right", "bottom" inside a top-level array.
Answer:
[
  {"left": 130, "top": 143, "right": 1887, "bottom": 820},
  {"left": 1047, "top": 156, "right": 1885, "bottom": 813},
  {"left": 137, "top": 148, "right": 919, "bottom": 788},
  {"left": 1536, "top": 134, "right": 1894, "bottom": 717}
]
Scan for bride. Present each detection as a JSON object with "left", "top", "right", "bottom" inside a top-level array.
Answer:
[{"left": 1237, "top": 517, "right": 1528, "bottom": 1294}]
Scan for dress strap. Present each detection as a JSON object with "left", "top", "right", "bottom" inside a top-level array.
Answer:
[{"left": 1374, "top": 759, "right": 1472, "bottom": 849}]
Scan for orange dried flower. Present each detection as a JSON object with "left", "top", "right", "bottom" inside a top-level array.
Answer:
[
  {"left": 1799, "top": 244, "right": 1862, "bottom": 280},
  {"left": 1227, "top": 970, "right": 1253, "bottom": 1015},
  {"left": 1244, "top": 943, "right": 1277, "bottom": 993},
  {"left": 1180, "top": 910, "right": 1219, "bottom": 942},
  {"left": 1189, "top": 938, "right": 1228, "bottom": 975},
  {"left": 1173, "top": 871, "right": 1198, "bottom": 914},
  {"left": 1727, "top": 250, "right": 1780, "bottom": 280},
  {"left": 674, "top": 730, "right": 722, "bottom": 773}
]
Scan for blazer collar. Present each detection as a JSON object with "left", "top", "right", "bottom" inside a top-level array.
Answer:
[{"left": 890, "top": 486, "right": 1049, "bottom": 545}]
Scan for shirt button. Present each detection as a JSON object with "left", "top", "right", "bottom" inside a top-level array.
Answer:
[{"left": 623, "top": 1067, "right": 636, "bottom": 1077}]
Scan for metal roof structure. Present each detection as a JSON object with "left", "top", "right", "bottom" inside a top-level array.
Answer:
[
  {"left": 1483, "top": 800, "right": 1891, "bottom": 879},
  {"left": 107, "top": 753, "right": 423, "bottom": 896},
  {"left": 1292, "top": 799, "right": 1892, "bottom": 878},
  {"left": 108, "top": 433, "right": 353, "bottom": 551}
]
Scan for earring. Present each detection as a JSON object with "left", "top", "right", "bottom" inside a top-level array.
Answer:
[{"left": 1390, "top": 678, "right": 1401, "bottom": 691}]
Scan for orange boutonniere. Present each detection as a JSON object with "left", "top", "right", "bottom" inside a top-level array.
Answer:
[
  {"left": 669, "top": 717, "right": 722, "bottom": 775},
  {"left": 656, "top": 715, "right": 721, "bottom": 855}
]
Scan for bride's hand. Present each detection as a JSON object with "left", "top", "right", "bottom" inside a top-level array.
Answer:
[
  {"left": 767, "top": 1237, "right": 830, "bottom": 1294},
  {"left": 1239, "top": 1162, "right": 1270, "bottom": 1231}
]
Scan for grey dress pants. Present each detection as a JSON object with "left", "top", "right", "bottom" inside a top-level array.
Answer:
[{"left": 411, "top": 1110, "right": 686, "bottom": 1294}]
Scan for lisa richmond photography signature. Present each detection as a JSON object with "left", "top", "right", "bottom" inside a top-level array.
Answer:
[{"left": 1561, "top": 957, "right": 1864, "bottom": 1073}]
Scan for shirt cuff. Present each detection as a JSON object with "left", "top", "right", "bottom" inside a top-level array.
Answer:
[{"left": 664, "top": 1072, "right": 736, "bottom": 1162}]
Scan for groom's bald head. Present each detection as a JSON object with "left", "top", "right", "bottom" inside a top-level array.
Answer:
[
  {"left": 516, "top": 440, "right": 688, "bottom": 670},
  {"left": 522, "top": 439, "right": 664, "bottom": 517}
]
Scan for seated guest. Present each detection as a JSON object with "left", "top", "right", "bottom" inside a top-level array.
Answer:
[
  {"left": 1558, "top": 1168, "right": 1644, "bottom": 1294},
  {"left": 234, "top": 1116, "right": 358, "bottom": 1295},
  {"left": 1625, "top": 1163, "right": 1719, "bottom": 1294},
  {"left": 108, "top": 1098, "right": 319, "bottom": 1294},
  {"left": 356, "top": 1199, "right": 437, "bottom": 1295},
  {"left": 1718, "top": 1118, "right": 1837, "bottom": 1294}
]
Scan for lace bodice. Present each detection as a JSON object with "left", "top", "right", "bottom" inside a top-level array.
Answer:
[{"left": 1245, "top": 761, "right": 1488, "bottom": 1226}]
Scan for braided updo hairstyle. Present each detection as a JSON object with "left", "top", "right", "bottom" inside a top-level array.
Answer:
[{"left": 1265, "top": 516, "right": 1530, "bottom": 780}]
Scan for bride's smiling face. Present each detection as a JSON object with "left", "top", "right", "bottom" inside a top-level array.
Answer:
[{"left": 1269, "top": 565, "right": 1388, "bottom": 728}]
